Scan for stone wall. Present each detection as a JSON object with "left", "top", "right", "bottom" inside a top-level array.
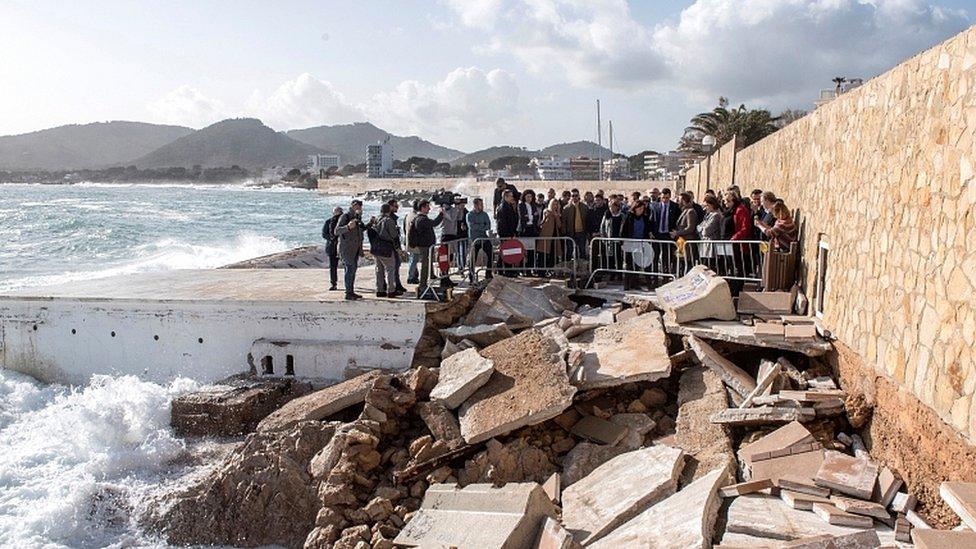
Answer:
[
  {"left": 683, "top": 136, "right": 738, "bottom": 198},
  {"left": 732, "top": 25, "right": 976, "bottom": 442}
]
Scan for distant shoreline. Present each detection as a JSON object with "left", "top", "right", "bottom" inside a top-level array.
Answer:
[{"left": 316, "top": 176, "right": 676, "bottom": 198}]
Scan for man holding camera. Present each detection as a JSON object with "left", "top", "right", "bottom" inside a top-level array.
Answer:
[
  {"left": 408, "top": 200, "right": 444, "bottom": 298},
  {"left": 334, "top": 199, "right": 367, "bottom": 300}
]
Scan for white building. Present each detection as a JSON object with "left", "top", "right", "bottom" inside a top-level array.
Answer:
[
  {"left": 307, "top": 154, "right": 341, "bottom": 176},
  {"left": 366, "top": 142, "right": 393, "bottom": 178},
  {"left": 644, "top": 150, "right": 693, "bottom": 180},
  {"left": 603, "top": 157, "right": 630, "bottom": 179},
  {"left": 531, "top": 156, "right": 572, "bottom": 180}
]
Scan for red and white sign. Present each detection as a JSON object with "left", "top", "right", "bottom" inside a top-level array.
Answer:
[
  {"left": 499, "top": 239, "right": 525, "bottom": 265},
  {"left": 437, "top": 244, "right": 450, "bottom": 275}
]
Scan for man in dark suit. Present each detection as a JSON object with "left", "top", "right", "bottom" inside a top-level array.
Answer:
[
  {"left": 492, "top": 177, "right": 519, "bottom": 219},
  {"left": 651, "top": 188, "right": 681, "bottom": 281}
]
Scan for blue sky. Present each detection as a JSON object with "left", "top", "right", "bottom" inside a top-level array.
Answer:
[{"left": 1, "top": 0, "right": 971, "bottom": 154}]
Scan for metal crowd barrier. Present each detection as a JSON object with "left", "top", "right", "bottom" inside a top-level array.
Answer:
[
  {"left": 468, "top": 236, "right": 579, "bottom": 285},
  {"left": 426, "top": 239, "right": 470, "bottom": 283},
  {"left": 585, "top": 237, "right": 766, "bottom": 289}
]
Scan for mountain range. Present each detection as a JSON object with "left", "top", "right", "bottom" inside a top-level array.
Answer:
[{"left": 0, "top": 118, "right": 613, "bottom": 172}]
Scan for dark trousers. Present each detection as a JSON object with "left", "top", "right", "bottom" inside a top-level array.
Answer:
[
  {"left": 327, "top": 251, "right": 339, "bottom": 287},
  {"left": 651, "top": 233, "right": 676, "bottom": 281},
  {"left": 393, "top": 251, "right": 404, "bottom": 289},
  {"left": 343, "top": 260, "right": 358, "bottom": 297}
]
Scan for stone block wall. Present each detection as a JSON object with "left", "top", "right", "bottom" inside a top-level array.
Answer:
[{"left": 732, "top": 25, "right": 976, "bottom": 441}]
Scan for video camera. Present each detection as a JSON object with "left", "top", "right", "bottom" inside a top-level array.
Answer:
[{"left": 431, "top": 190, "right": 461, "bottom": 207}]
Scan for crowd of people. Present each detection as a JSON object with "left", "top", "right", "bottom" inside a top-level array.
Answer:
[{"left": 322, "top": 177, "right": 798, "bottom": 300}]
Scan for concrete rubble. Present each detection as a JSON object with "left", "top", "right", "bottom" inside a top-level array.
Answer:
[
  {"left": 171, "top": 377, "right": 312, "bottom": 436},
  {"left": 156, "top": 284, "right": 945, "bottom": 549}
]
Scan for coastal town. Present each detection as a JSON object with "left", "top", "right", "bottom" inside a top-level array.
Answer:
[{"left": 2, "top": 2, "right": 976, "bottom": 549}]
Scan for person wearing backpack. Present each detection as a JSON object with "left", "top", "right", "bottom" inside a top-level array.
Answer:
[
  {"left": 334, "top": 200, "right": 366, "bottom": 300},
  {"left": 321, "top": 206, "right": 343, "bottom": 291},
  {"left": 367, "top": 203, "right": 401, "bottom": 298}
]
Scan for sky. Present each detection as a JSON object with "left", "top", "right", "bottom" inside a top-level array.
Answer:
[{"left": 0, "top": 0, "right": 972, "bottom": 154}]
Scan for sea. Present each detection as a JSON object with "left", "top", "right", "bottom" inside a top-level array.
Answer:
[{"left": 0, "top": 181, "right": 370, "bottom": 548}]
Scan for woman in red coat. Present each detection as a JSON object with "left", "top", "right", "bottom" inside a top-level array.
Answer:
[{"left": 722, "top": 190, "right": 757, "bottom": 287}]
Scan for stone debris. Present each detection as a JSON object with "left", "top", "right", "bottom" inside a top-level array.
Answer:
[
  {"left": 720, "top": 478, "right": 775, "bottom": 498},
  {"left": 710, "top": 406, "right": 816, "bottom": 426},
  {"left": 911, "top": 528, "right": 976, "bottom": 548},
  {"left": 535, "top": 516, "right": 581, "bottom": 549},
  {"left": 463, "top": 277, "right": 575, "bottom": 329},
  {"left": 439, "top": 322, "right": 514, "bottom": 347},
  {"left": 569, "top": 312, "right": 672, "bottom": 390},
  {"left": 738, "top": 362, "right": 782, "bottom": 408},
  {"left": 458, "top": 329, "right": 576, "bottom": 444},
  {"left": 815, "top": 450, "right": 879, "bottom": 500},
  {"left": 392, "top": 482, "right": 557, "bottom": 549},
  {"left": 894, "top": 516, "right": 912, "bottom": 542},
  {"left": 785, "top": 323, "right": 819, "bottom": 339},
  {"left": 751, "top": 447, "right": 825, "bottom": 486},
  {"left": 542, "top": 473, "right": 560, "bottom": 504},
  {"left": 777, "top": 475, "right": 832, "bottom": 498},
  {"left": 726, "top": 494, "right": 881, "bottom": 541},
  {"left": 562, "top": 305, "right": 619, "bottom": 339},
  {"left": 428, "top": 347, "right": 494, "bottom": 409},
  {"left": 664, "top": 318, "right": 832, "bottom": 356},
  {"left": 939, "top": 481, "right": 976, "bottom": 531},
  {"left": 781, "top": 489, "right": 833, "bottom": 510},
  {"left": 569, "top": 415, "right": 629, "bottom": 445},
  {"left": 811, "top": 502, "right": 875, "bottom": 528},
  {"left": 171, "top": 378, "right": 312, "bottom": 437},
  {"left": 689, "top": 336, "right": 757, "bottom": 401},
  {"left": 739, "top": 421, "right": 817, "bottom": 465},
  {"left": 656, "top": 264, "right": 737, "bottom": 323},
  {"left": 737, "top": 291, "right": 794, "bottom": 315},
  {"left": 830, "top": 495, "right": 890, "bottom": 520},
  {"left": 589, "top": 466, "right": 729, "bottom": 549},
  {"left": 783, "top": 530, "right": 881, "bottom": 548},
  {"left": 673, "top": 366, "right": 737, "bottom": 483},
  {"left": 256, "top": 371, "right": 381, "bottom": 433},
  {"left": 562, "top": 445, "right": 684, "bottom": 544}
]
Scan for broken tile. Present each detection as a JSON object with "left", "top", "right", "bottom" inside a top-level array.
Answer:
[
  {"left": 439, "top": 322, "right": 514, "bottom": 347},
  {"left": 688, "top": 336, "right": 757, "bottom": 400},
  {"left": 569, "top": 312, "right": 672, "bottom": 389},
  {"left": 656, "top": 264, "right": 737, "bottom": 323},
  {"left": 570, "top": 415, "right": 628, "bottom": 445},
  {"left": 727, "top": 494, "right": 877, "bottom": 541},
  {"left": 256, "top": 371, "right": 380, "bottom": 432},
  {"left": 830, "top": 495, "right": 891, "bottom": 519},
  {"left": 710, "top": 406, "right": 815, "bottom": 426},
  {"left": 753, "top": 322, "right": 786, "bottom": 338},
  {"left": 785, "top": 324, "right": 818, "bottom": 339},
  {"left": 783, "top": 530, "right": 881, "bottom": 548},
  {"left": 912, "top": 529, "right": 976, "bottom": 549},
  {"left": 542, "top": 473, "right": 560, "bottom": 504},
  {"left": 752, "top": 450, "right": 825, "bottom": 485},
  {"left": 738, "top": 291, "right": 793, "bottom": 315},
  {"left": 815, "top": 451, "right": 879, "bottom": 500},
  {"left": 776, "top": 475, "right": 832, "bottom": 498},
  {"left": 894, "top": 516, "right": 912, "bottom": 542},
  {"left": 781, "top": 315, "right": 816, "bottom": 325},
  {"left": 535, "top": 516, "right": 580, "bottom": 549},
  {"left": 393, "top": 482, "right": 556, "bottom": 548},
  {"left": 739, "top": 421, "right": 816, "bottom": 465},
  {"left": 589, "top": 466, "right": 729, "bottom": 549},
  {"left": 781, "top": 489, "right": 832, "bottom": 510},
  {"left": 720, "top": 479, "right": 775, "bottom": 498},
  {"left": 458, "top": 329, "right": 576, "bottom": 444},
  {"left": 891, "top": 491, "right": 917, "bottom": 514},
  {"left": 562, "top": 446, "right": 684, "bottom": 545},
  {"left": 738, "top": 362, "right": 783, "bottom": 408},
  {"left": 614, "top": 308, "right": 639, "bottom": 322},
  {"left": 940, "top": 481, "right": 976, "bottom": 531},
  {"left": 429, "top": 347, "right": 495, "bottom": 409}
]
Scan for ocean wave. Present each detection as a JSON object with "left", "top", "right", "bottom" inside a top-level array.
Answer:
[{"left": 0, "top": 372, "right": 202, "bottom": 548}]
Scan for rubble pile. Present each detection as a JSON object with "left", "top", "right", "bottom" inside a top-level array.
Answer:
[{"left": 153, "top": 271, "right": 962, "bottom": 548}]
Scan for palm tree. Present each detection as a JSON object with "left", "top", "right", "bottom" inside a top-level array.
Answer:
[{"left": 679, "top": 100, "right": 780, "bottom": 154}]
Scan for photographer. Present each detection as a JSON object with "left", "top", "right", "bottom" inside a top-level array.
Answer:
[
  {"left": 408, "top": 200, "right": 443, "bottom": 298},
  {"left": 334, "top": 199, "right": 366, "bottom": 300},
  {"left": 321, "top": 206, "right": 343, "bottom": 291}
]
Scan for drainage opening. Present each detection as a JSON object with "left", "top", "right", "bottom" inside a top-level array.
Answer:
[
  {"left": 261, "top": 356, "right": 274, "bottom": 375},
  {"left": 285, "top": 355, "right": 295, "bottom": 376}
]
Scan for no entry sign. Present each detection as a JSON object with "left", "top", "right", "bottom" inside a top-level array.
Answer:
[
  {"left": 499, "top": 239, "right": 525, "bottom": 265},
  {"left": 437, "top": 244, "right": 450, "bottom": 274}
]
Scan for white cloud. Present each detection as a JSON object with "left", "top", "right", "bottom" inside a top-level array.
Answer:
[
  {"left": 243, "top": 73, "right": 363, "bottom": 130},
  {"left": 446, "top": 0, "right": 970, "bottom": 106},
  {"left": 365, "top": 67, "right": 520, "bottom": 141},
  {"left": 146, "top": 85, "right": 226, "bottom": 128}
]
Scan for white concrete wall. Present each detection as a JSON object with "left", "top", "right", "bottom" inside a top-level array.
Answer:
[{"left": 0, "top": 297, "right": 426, "bottom": 386}]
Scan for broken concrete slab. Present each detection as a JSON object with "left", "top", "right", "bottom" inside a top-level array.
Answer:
[
  {"left": 739, "top": 421, "right": 817, "bottom": 465},
  {"left": 815, "top": 451, "right": 879, "bottom": 500},
  {"left": 464, "top": 277, "right": 573, "bottom": 329},
  {"left": 912, "top": 528, "right": 976, "bottom": 548},
  {"left": 720, "top": 479, "right": 774, "bottom": 498},
  {"left": 256, "top": 371, "right": 380, "bottom": 433},
  {"left": 688, "top": 336, "right": 757, "bottom": 400},
  {"left": 891, "top": 491, "right": 917, "bottom": 514},
  {"left": 562, "top": 445, "right": 685, "bottom": 544},
  {"left": 940, "top": 481, "right": 976, "bottom": 531},
  {"left": 171, "top": 378, "right": 312, "bottom": 436},
  {"left": 785, "top": 324, "right": 819, "bottom": 340},
  {"left": 459, "top": 329, "right": 576, "bottom": 444},
  {"left": 777, "top": 475, "right": 832, "bottom": 498},
  {"left": 589, "top": 465, "right": 729, "bottom": 549},
  {"left": 563, "top": 306, "right": 618, "bottom": 339},
  {"left": 726, "top": 494, "right": 880, "bottom": 541},
  {"left": 542, "top": 473, "right": 560, "bottom": 504},
  {"left": 535, "top": 516, "right": 580, "bottom": 549},
  {"left": 781, "top": 489, "right": 833, "bottom": 510},
  {"left": 673, "top": 366, "right": 736, "bottom": 484},
  {"left": 752, "top": 449, "right": 825, "bottom": 486},
  {"left": 429, "top": 347, "right": 495, "bottom": 409},
  {"left": 560, "top": 442, "right": 631, "bottom": 487},
  {"left": 665, "top": 319, "right": 832, "bottom": 357},
  {"left": 569, "top": 415, "right": 628, "bottom": 446},
  {"left": 710, "top": 406, "right": 815, "bottom": 426},
  {"left": 783, "top": 530, "right": 881, "bottom": 548},
  {"left": 439, "top": 322, "right": 515, "bottom": 347},
  {"left": 656, "top": 264, "right": 737, "bottom": 323},
  {"left": 609, "top": 413, "right": 656, "bottom": 448},
  {"left": 811, "top": 502, "right": 874, "bottom": 528},
  {"left": 417, "top": 401, "right": 463, "bottom": 444},
  {"left": 569, "top": 312, "right": 672, "bottom": 390},
  {"left": 393, "top": 482, "right": 556, "bottom": 549},
  {"left": 738, "top": 291, "right": 794, "bottom": 315},
  {"left": 753, "top": 322, "right": 786, "bottom": 338},
  {"left": 716, "top": 531, "right": 779, "bottom": 548},
  {"left": 830, "top": 495, "right": 890, "bottom": 520},
  {"left": 614, "top": 307, "right": 639, "bottom": 323}
]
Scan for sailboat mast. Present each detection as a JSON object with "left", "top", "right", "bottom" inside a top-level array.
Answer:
[
  {"left": 596, "top": 99, "right": 602, "bottom": 180},
  {"left": 608, "top": 120, "right": 614, "bottom": 181}
]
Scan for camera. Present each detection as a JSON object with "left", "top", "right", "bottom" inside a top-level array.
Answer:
[{"left": 431, "top": 190, "right": 459, "bottom": 207}]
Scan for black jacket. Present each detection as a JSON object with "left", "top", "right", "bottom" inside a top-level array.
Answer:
[
  {"left": 517, "top": 202, "right": 541, "bottom": 237},
  {"left": 411, "top": 212, "right": 443, "bottom": 249},
  {"left": 496, "top": 201, "right": 519, "bottom": 238},
  {"left": 322, "top": 213, "right": 342, "bottom": 255},
  {"left": 652, "top": 200, "right": 680, "bottom": 236},
  {"left": 586, "top": 203, "right": 608, "bottom": 235},
  {"left": 492, "top": 184, "right": 520, "bottom": 217},
  {"left": 622, "top": 212, "right": 652, "bottom": 239}
]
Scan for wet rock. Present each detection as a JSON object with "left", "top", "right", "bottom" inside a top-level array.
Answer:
[
  {"left": 258, "top": 371, "right": 382, "bottom": 433},
  {"left": 171, "top": 378, "right": 313, "bottom": 437}
]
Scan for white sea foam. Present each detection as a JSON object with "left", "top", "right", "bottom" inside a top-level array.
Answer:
[{"left": 0, "top": 372, "right": 202, "bottom": 548}]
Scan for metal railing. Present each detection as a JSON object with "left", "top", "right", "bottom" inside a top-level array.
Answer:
[
  {"left": 426, "top": 239, "right": 471, "bottom": 283},
  {"left": 585, "top": 237, "right": 766, "bottom": 289},
  {"left": 469, "top": 236, "right": 579, "bottom": 284}
]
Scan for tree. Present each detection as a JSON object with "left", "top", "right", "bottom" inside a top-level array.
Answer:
[
  {"left": 679, "top": 99, "right": 780, "bottom": 154},
  {"left": 775, "top": 109, "right": 808, "bottom": 129},
  {"left": 450, "top": 164, "right": 477, "bottom": 176},
  {"left": 488, "top": 156, "right": 532, "bottom": 174}
]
